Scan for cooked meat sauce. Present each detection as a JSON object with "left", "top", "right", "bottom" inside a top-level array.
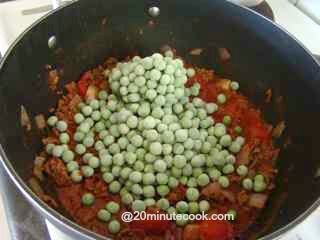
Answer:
[{"left": 33, "top": 52, "right": 278, "bottom": 240}]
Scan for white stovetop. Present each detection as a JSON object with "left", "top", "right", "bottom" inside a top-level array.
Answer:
[{"left": 0, "top": 0, "right": 320, "bottom": 240}]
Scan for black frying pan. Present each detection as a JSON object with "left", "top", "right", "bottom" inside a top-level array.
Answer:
[{"left": 0, "top": 0, "right": 320, "bottom": 239}]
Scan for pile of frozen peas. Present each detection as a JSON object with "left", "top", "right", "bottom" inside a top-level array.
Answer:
[{"left": 45, "top": 51, "right": 267, "bottom": 231}]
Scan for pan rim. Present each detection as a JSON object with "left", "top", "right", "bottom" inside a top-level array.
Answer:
[{"left": 0, "top": 0, "right": 319, "bottom": 239}]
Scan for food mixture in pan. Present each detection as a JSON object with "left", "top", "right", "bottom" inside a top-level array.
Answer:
[{"left": 33, "top": 50, "right": 279, "bottom": 240}]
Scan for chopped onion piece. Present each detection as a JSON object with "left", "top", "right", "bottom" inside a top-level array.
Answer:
[{"left": 21, "top": 105, "right": 31, "bottom": 131}]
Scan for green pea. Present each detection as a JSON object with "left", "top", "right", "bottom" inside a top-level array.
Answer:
[
  {"left": 176, "top": 216, "right": 188, "bottom": 227},
  {"left": 100, "top": 154, "right": 112, "bottom": 167},
  {"left": 100, "top": 166, "right": 109, "bottom": 173},
  {"left": 99, "top": 100, "right": 106, "bottom": 108},
  {"left": 190, "top": 84, "right": 200, "bottom": 96},
  {"left": 62, "top": 150, "right": 74, "bottom": 163},
  {"left": 109, "top": 143, "right": 120, "bottom": 155},
  {"left": 118, "top": 167, "right": 131, "bottom": 180},
  {"left": 97, "top": 209, "right": 111, "bottom": 222},
  {"left": 83, "top": 136, "right": 94, "bottom": 147},
  {"left": 82, "top": 193, "right": 95, "bottom": 206},
  {"left": 175, "top": 129, "right": 188, "bottom": 143},
  {"left": 109, "top": 181, "right": 121, "bottom": 194},
  {"left": 214, "top": 124, "right": 226, "bottom": 137},
  {"left": 188, "top": 202, "right": 199, "bottom": 214},
  {"left": 187, "top": 177, "right": 198, "bottom": 188},
  {"left": 208, "top": 168, "right": 222, "bottom": 180},
  {"left": 126, "top": 152, "right": 137, "bottom": 164},
  {"left": 103, "top": 135, "right": 115, "bottom": 146},
  {"left": 157, "top": 185, "right": 170, "bottom": 197},
  {"left": 154, "top": 160, "right": 167, "bottom": 173},
  {"left": 122, "top": 193, "right": 134, "bottom": 205},
  {"left": 88, "top": 156, "right": 100, "bottom": 168},
  {"left": 217, "top": 93, "right": 227, "bottom": 104},
  {"left": 143, "top": 173, "right": 156, "bottom": 185},
  {"left": 254, "top": 180, "right": 267, "bottom": 192},
  {"left": 218, "top": 176, "right": 230, "bottom": 188},
  {"left": 47, "top": 116, "right": 58, "bottom": 126},
  {"left": 191, "top": 155, "right": 205, "bottom": 168},
  {"left": 127, "top": 115, "right": 138, "bottom": 129},
  {"left": 95, "top": 140, "right": 105, "bottom": 151},
  {"left": 101, "top": 109, "right": 111, "bottom": 120},
  {"left": 173, "top": 155, "right": 187, "bottom": 169},
  {"left": 108, "top": 220, "right": 121, "bottom": 234},
  {"left": 157, "top": 198, "right": 170, "bottom": 211},
  {"left": 149, "top": 142, "right": 162, "bottom": 155},
  {"left": 186, "top": 188, "right": 200, "bottom": 201},
  {"left": 91, "top": 111, "right": 101, "bottom": 121},
  {"left": 46, "top": 143, "right": 55, "bottom": 154},
  {"left": 242, "top": 178, "right": 253, "bottom": 190},
  {"left": 206, "top": 103, "right": 218, "bottom": 114},
  {"left": 197, "top": 173, "right": 210, "bottom": 187},
  {"left": 111, "top": 166, "right": 121, "bottom": 177},
  {"left": 235, "top": 136, "right": 245, "bottom": 146},
  {"left": 201, "top": 142, "right": 211, "bottom": 154},
  {"left": 98, "top": 90, "right": 108, "bottom": 100},
  {"left": 95, "top": 121, "right": 106, "bottom": 132},
  {"left": 113, "top": 153, "right": 125, "bottom": 166},
  {"left": 168, "top": 177, "right": 179, "bottom": 189},
  {"left": 66, "top": 161, "right": 79, "bottom": 172},
  {"left": 192, "top": 168, "right": 203, "bottom": 178},
  {"left": 197, "top": 109, "right": 207, "bottom": 120},
  {"left": 237, "top": 165, "right": 248, "bottom": 176},
  {"left": 71, "top": 170, "right": 83, "bottom": 183},
  {"left": 129, "top": 171, "right": 142, "bottom": 183},
  {"left": 234, "top": 126, "right": 242, "bottom": 134},
  {"left": 107, "top": 99, "right": 118, "bottom": 112},
  {"left": 173, "top": 143, "right": 184, "bottom": 155},
  {"left": 229, "top": 142, "right": 241, "bottom": 153},
  {"left": 223, "top": 164, "right": 235, "bottom": 174},
  {"left": 141, "top": 57, "right": 153, "bottom": 70},
  {"left": 143, "top": 186, "right": 155, "bottom": 198},
  {"left": 132, "top": 200, "right": 146, "bottom": 212},
  {"left": 89, "top": 99, "right": 100, "bottom": 110},
  {"left": 179, "top": 176, "right": 187, "bottom": 185},
  {"left": 144, "top": 198, "right": 155, "bottom": 208},
  {"left": 182, "top": 164, "right": 193, "bottom": 177},
  {"left": 230, "top": 81, "right": 240, "bottom": 91},
  {"left": 167, "top": 206, "right": 176, "bottom": 215},
  {"left": 132, "top": 184, "right": 143, "bottom": 195},
  {"left": 136, "top": 148, "right": 146, "bottom": 160},
  {"left": 106, "top": 201, "right": 120, "bottom": 214},
  {"left": 226, "top": 155, "right": 236, "bottom": 164},
  {"left": 199, "top": 200, "right": 210, "bottom": 213},
  {"left": 74, "top": 131, "right": 85, "bottom": 142},
  {"left": 82, "top": 106, "right": 93, "bottom": 116},
  {"left": 81, "top": 166, "right": 94, "bottom": 177},
  {"left": 130, "top": 135, "right": 143, "bottom": 147},
  {"left": 255, "top": 174, "right": 265, "bottom": 182},
  {"left": 103, "top": 172, "right": 114, "bottom": 183},
  {"left": 223, "top": 115, "right": 232, "bottom": 125},
  {"left": 81, "top": 153, "right": 92, "bottom": 163},
  {"left": 74, "top": 144, "right": 86, "bottom": 155},
  {"left": 176, "top": 201, "right": 189, "bottom": 213},
  {"left": 186, "top": 68, "right": 195, "bottom": 77},
  {"left": 56, "top": 120, "right": 68, "bottom": 132},
  {"left": 144, "top": 129, "right": 159, "bottom": 142},
  {"left": 78, "top": 102, "right": 85, "bottom": 109},
  {"left": 156, "top": 173, "right": 169, "bottom": 185}
]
